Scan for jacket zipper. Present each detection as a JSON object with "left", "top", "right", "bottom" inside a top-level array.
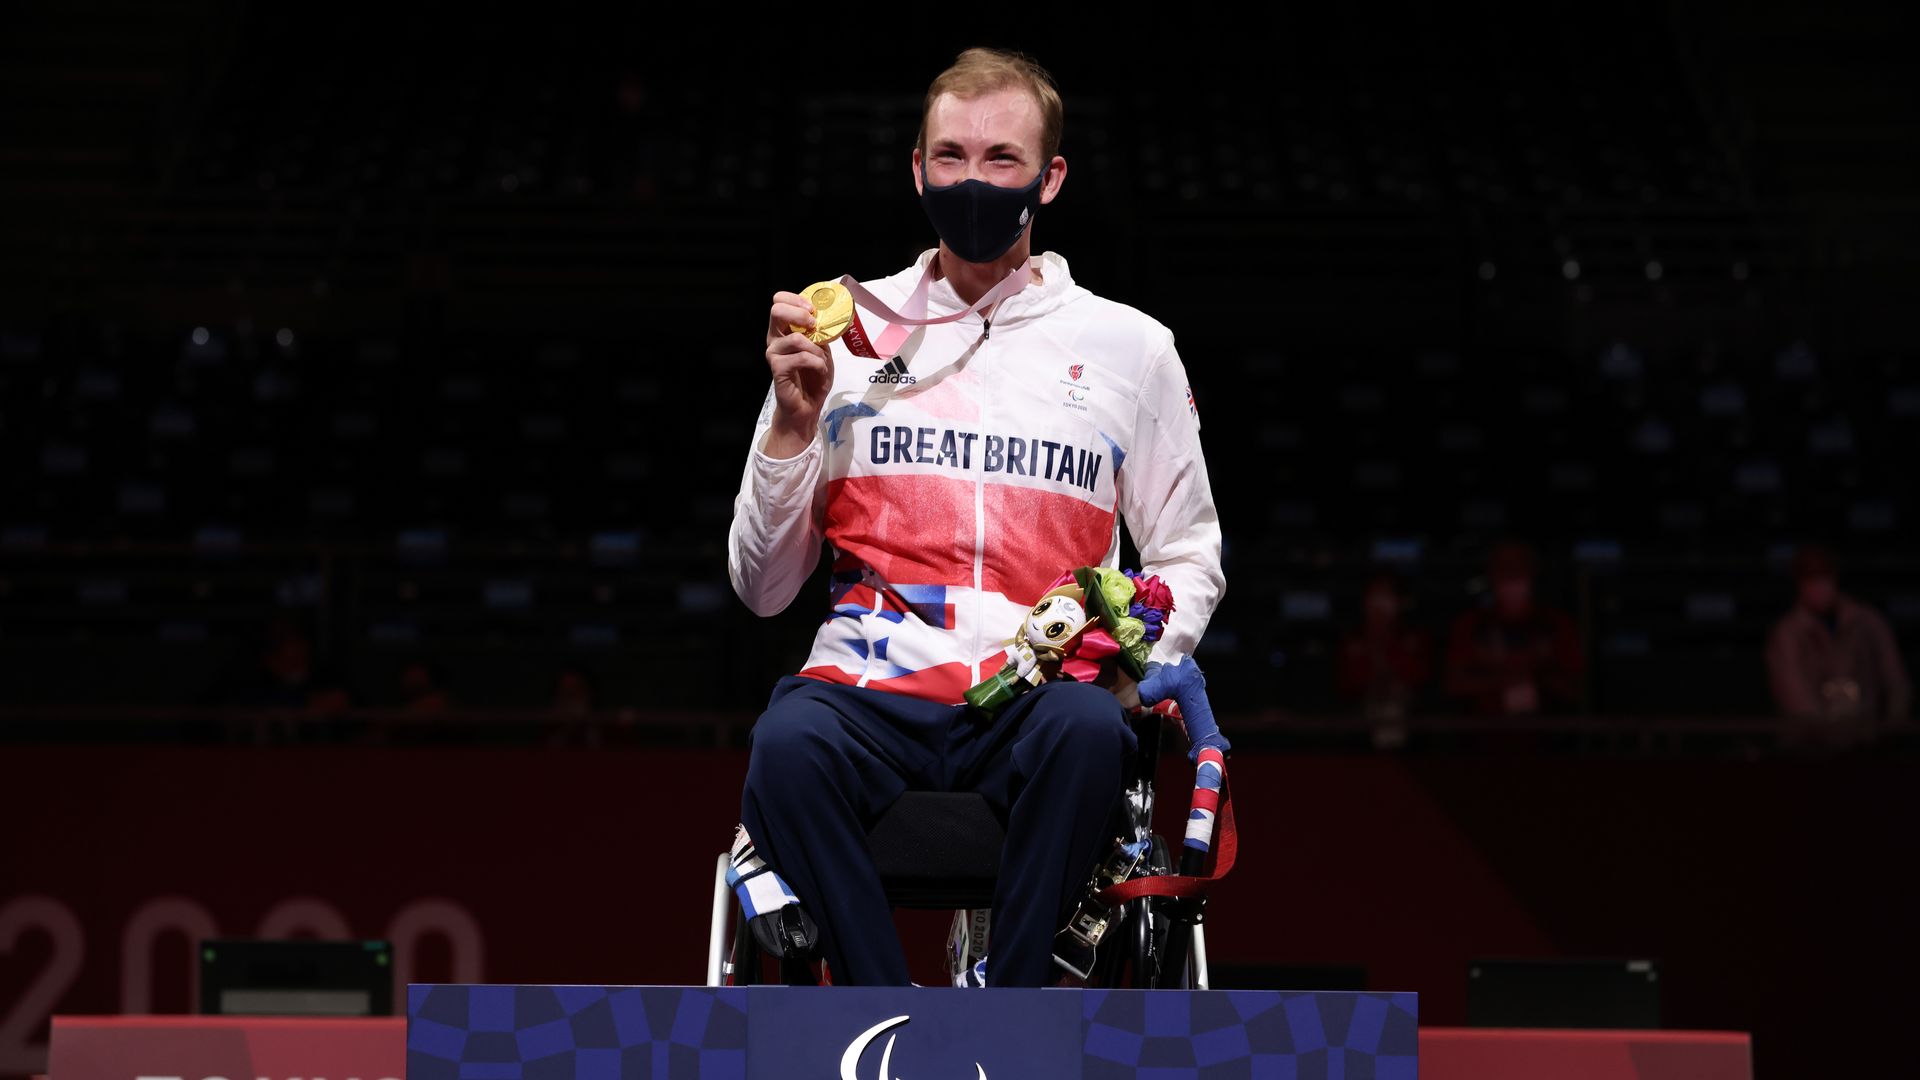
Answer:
[{"left": 970, "top": 320, "right": 991, "bottom": 687}]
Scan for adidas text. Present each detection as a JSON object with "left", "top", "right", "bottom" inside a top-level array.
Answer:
[{"left": 868, "top": 356, "right": 917, "bottom": 385}]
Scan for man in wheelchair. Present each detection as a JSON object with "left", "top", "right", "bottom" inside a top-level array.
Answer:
[{"left": 724, "top": 47, "right": 1225, "bottom": 987}]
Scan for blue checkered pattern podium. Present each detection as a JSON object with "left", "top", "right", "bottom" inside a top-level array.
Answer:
[{"left": 407, "top": 984, "right": 1417, "bottom": 1079}]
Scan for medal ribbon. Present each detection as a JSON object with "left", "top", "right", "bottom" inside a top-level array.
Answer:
[{"left": 834, "top": 257, "right": 1035, "bottom": 361}]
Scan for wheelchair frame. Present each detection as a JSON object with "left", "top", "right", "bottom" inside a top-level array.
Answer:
[{"left": 705, "top": 707, "right": 1210, "bottom": 990}]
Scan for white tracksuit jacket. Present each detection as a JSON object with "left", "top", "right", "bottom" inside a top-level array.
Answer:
[{"left": 728, "top": 248, "right": 1224, "bottom": 706}]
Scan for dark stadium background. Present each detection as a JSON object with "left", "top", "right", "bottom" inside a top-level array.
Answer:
[{"left": 2, "top": 4, "right": 1914, "bottom": 1076}]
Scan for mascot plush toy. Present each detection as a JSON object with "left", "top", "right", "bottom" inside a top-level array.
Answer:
[
  {"left": 964, "top": 565, "right": 1228, "bottom": 764},
  {"left": 964, "top": 566, "right": 1174, "bottom": 715}
]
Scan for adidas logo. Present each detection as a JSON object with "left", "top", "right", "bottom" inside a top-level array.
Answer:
[{"left": 867, "top": 356, "right": 916, "bottom": 385}]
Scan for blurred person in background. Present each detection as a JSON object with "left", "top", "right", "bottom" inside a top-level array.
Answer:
[
  {"left": 220, "top": 616, "right": 352, "bottom": 713},
  {"left": 546, "top": 666, "right": 600, "bottom": 746},
  {"left": 398, "top": 659, "right": 452, "bottom": 714},
  {"left": 1766, "top": 545, "right": 1910, "bottom": 737},
  {"left": 1336, "top": 570, "right": 1434, "bottom": 731},
  {"left": 216, "top": 617, "right": 353, "bottom": 743},
  {"left": 551, "top": 667, "right": 595, "bottom": 715},
  {"left": 1443, "top": 541, "right": 1584, "bottom": 716}
]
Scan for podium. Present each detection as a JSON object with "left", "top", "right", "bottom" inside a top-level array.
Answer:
[
  {"left": 48, "top": 1015, "right": 406, "bottom": 1080},
  {"left": 407, "top": 984, "right": 1418, "bottom": 1079}
]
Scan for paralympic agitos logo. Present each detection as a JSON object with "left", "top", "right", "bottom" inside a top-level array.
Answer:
[{"left": 840, "top": 1015, "right": 988, "bottom": 1080}]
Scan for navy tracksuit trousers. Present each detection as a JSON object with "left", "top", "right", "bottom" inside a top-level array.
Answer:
[{"left": 739, "top": 673, "right": 1136, "bottom": 987}]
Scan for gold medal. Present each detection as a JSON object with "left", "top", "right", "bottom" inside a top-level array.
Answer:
[{"left": 795, "top": 280, "right": 854, "bottom": 345}]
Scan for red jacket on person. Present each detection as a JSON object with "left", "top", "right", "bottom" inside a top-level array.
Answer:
[{"left": 1443, "top": 605, "right": 1584, "bottom": 715}]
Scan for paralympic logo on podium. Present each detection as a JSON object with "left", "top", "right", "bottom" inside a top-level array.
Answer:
[
  {"left": 751, "top": 988, "right": 1080, "bottom": 1080},
  {"left": 840, "top": 1015, "right": 988, "bottom": 1080}
]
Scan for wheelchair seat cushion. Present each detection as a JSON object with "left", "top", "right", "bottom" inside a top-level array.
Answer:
[{"left": 864, "top": 791, "right": 1006, "bottom": 908}]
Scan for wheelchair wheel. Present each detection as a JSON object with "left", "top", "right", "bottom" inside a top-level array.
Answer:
[
  {"left": 1139, "top": 834, "right": 1207, "bottom": 990},
  {"left": 1126, "top": 894, "right": 1154, "bottom": 986},
  {"left": 1156, "top": 914, "right": 1198, "bottom": 989},
  {"left": 708, "top": 853, "right": 735, "bottom": 987},
  {"left": 725, "top": 909, "right": 760, "bottom": 986},
  {"left": 712, "top": 850, "right": 811, "bottom": 987},
  {"left": 1088, "top": 834, "right": 1190, "bottom": 989},
  {"left": 726, "top": 910, "right": 821, "bottom": 986}
]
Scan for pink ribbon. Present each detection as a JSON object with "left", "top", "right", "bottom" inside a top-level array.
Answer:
[
  {"left": 837, "top": 258, "right": 1035, "bottom": 360},
  {"left": 1060, "top": 627, "right": 1122, "bottom": 684}
]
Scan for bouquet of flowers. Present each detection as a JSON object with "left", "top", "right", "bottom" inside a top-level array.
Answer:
[{"left": 963, "top": 566, "right": 1176, "bottom": 717}]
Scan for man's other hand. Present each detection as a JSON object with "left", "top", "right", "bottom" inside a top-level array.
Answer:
[
  {"left": 764, "top": 291, "right": 834, "bottom": 459},
  {"left": 1139, "top": 656, "right": 1231, "bottom": 763}
]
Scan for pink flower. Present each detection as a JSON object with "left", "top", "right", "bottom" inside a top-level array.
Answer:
[
  {"left": 1132, "top": 574, "right": 1175, "bottom": 616},
  {"left": 1059, "top": 627, "right": 1122, "bottom": 683}
]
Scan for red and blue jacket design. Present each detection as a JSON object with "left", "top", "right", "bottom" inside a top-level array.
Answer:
[{"left": 728, "top": 249, "right": 1224, "bottom": 705}]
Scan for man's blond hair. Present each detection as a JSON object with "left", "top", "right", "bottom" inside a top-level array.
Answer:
[{"left": 917, "top": 47, "right": 1064, "bottom": 163}]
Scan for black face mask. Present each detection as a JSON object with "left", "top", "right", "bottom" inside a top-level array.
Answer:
[{"left": 919, "top": 161, "right": 1046, "bottom": 264}]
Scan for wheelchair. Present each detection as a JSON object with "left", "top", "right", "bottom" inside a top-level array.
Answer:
[{"left": 705, "top": 705, "right": 1210, "bottom": 990}]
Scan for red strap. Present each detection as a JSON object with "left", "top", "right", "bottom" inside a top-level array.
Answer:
[
  {"left": 841, "top": 306, "right": 882, "bottom": 360},
  {"left": 1095, "top": 767, "right": 1237, "bottom": 904}
]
